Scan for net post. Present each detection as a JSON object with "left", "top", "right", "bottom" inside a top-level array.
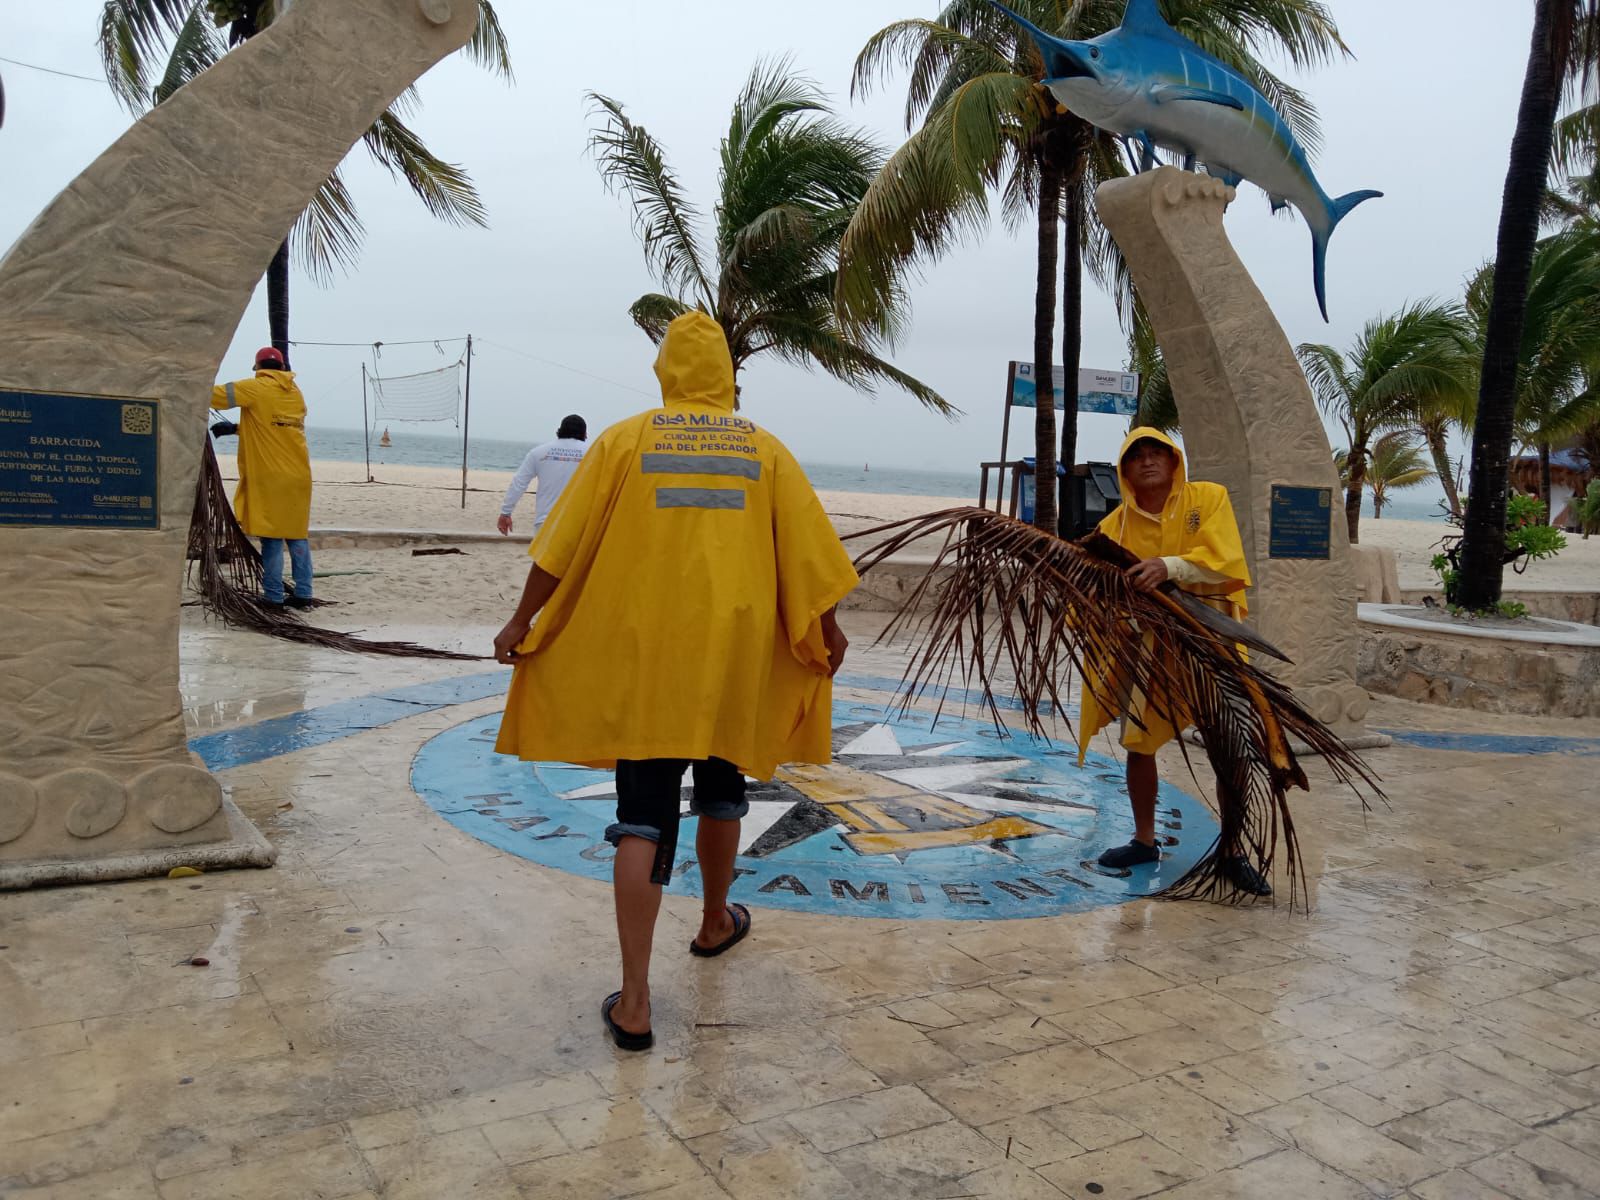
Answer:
[
  {"left": 461, "top": 334, "right": 473, "bottom": 510},
  {"left": 361, "top": 363, "right": 372, "bottom": 482}
]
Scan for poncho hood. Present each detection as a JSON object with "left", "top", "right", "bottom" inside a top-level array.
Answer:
[
  {"left": 1115, "top": 425, "right": 1187, "bottom": 508},
  {"left": 654, "top": 312, "right": 736, "bottom": 411}
]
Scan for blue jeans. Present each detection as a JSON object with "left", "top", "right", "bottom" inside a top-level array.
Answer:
[{"left": 260, "top": 538, "right": 313, "bottom": 604}]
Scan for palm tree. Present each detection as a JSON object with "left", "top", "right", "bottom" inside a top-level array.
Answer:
[
  {"left": 586, "top": 61, "right": 949, "bottom": 413},
  {"left": 841, "top": 0, "right": 1348, "bottom": 530},
  {"left": 1129, "top": 307, "right": 1179, "bottom": 434},
  {"left": 1409, "top": 386, "right": 1475, "bottom": 518},
  {"left": 1361, "top": 432, "right": 1432, "bottom": 519},
  {"left": 1455, "top": 0, "right": 1600, "bottom": 609},
  {"left": 97, "top": 0, "right": 512, "bottom": 364},
  {"left": 1467, "top": 228, "right": 1600, "bottom": 521},
  {"left": 1298, "top": 302, "right": 1476, "bottom": 544}
]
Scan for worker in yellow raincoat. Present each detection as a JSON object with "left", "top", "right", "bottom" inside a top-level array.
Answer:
[
  {"left": 1078, "top": 427, "right": 1269, "bottom": 895},
  {"left": 210, "top": 347, "right": 314, "bottom": 608},
  {"left": 492, "top": 312, "right": 858, "bottom": 1051}
]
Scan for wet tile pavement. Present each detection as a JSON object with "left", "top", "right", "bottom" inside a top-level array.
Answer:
[{"left": 2, "top": 614, "right": 1599, "bottom": 1198}]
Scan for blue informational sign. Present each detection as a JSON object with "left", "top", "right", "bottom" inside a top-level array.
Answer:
[
  {"left": 1269, "top": 484, "right": 1332, "bottom": 559},
  {"left": 412, "top": 699, "right": 1216, "bottom": 921},
  {"left": 1008, "top": 362, "right": 1140, "bottom": 416},
  {"left": 0, "top": 390, "right": 160, "bottom": 530}
]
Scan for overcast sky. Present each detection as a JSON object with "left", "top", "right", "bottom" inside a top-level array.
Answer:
[{"left": 1, "top": 1, "right": 1532, "bottom": 479}]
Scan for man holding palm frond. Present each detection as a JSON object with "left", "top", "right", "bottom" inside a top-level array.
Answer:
[{"left": 1080, "top": 429, "right": 1268, "bottom": 896}]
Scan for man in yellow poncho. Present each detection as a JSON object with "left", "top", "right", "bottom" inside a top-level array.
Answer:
[
  {"left": 1079, "top": 427, "right": 1270, "bottom": 895},
  {"left": 492, "top": 313, "right": 858, "bottom": 1051},
  {"left": 210, "top": 347, "right": 314, "bottom": 608}
]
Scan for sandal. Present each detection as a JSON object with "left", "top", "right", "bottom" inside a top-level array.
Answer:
[
  {"left": 689, "top": 903, "right": 751, "bottom": 958},
  {"left": 600, "top": 991, "right": 653, "bottom": 1051}
]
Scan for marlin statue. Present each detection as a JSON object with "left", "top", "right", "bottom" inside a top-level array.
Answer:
[{"left": 990, "top": 0, "right": 1380, "bottom": 320}]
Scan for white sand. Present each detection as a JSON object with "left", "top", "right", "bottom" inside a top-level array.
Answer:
[{"left": 208, "top": 456, "right": 1598, "bottom": 632}]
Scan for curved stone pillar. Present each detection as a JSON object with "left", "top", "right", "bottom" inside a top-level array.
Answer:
[
  {"left": 1096, "top": 167, "right": 1384, "bottom": 745},
  {"left": 0, "top": 0, "right": 478, "bottom": 886}
]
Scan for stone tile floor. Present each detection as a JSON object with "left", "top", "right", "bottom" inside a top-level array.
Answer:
[{"left": 3, "top": 613, "right": 1600, "bottom": 1198}]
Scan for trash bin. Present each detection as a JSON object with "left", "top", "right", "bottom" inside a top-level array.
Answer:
[
  {"left": 1016, "top": 458, "right": 1067, "bottom": 526},
  {"left": 1063, "top": 462, "right": 1122, "bottom": 539}
]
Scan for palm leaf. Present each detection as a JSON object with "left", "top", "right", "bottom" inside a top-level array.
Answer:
[
  {"left": 151, "top": 2, "right": 224, "bottom": 103},
  {"left": 291, "top": 169, "right": 366, "bottom": 284},
  {"left": 628, "top": 293, "right": 692, "bottom": 344},
  {"left": 361, "top": 109, "right": 487, "bottom": 228},
  {"left": 468, "top": 0, "right": 514, "bottom": 81},
  {"left": 586, "top": 92, "right": 717, "bottom": 312},
  {"left": 750, "top": 312, "right": 957, "bottom": 415},
  {"left": 98, "top": 0, "right": 196, "bottom": 110},
  {"left": 846, "top": 507, "right": 1382, "bottom": 904}
]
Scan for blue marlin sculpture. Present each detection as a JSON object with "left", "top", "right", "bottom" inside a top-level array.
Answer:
[{"left": 990, "top": 0, "right": 1380, "bottom": 320}]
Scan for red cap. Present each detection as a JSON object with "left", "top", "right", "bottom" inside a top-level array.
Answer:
[{"left": 254, "top": 347, "right": 286, "bottom": 370}]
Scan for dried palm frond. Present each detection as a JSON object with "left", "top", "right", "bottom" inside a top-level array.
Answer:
[
  {"left": 188, "top": 437, "right": 482, "bottom": 662},
  {"left": 848, "top": 507, "right": 1382, "bottom": 906}
]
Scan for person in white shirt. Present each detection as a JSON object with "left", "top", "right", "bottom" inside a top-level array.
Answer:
[{"left": 498, "top": 415, "right": 589, "bottom": 536}]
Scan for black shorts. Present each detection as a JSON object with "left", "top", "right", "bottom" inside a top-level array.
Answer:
[{"left": 603, "top": 757, "right": 749, "bottom": 848}]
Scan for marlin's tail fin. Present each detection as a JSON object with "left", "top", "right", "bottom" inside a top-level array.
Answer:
[{"left": 1311, "top": 189, "right": 1382, "bottom": 321}]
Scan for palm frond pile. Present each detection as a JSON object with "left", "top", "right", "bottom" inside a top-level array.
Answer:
[
  {"left": 849, "top": 507, "right": 1382, "bottom": 905},
  {"left": 188, "top": 437, "right": 481, "bottom": 661}
]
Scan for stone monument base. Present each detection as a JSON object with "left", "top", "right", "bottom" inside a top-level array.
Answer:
[{"left": 0, "top": 794, "right": 274, "bottom": 889}]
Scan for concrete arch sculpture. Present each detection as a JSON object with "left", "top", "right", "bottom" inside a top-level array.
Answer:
[
  {"left": 1095, "top": 167, "right": 1386, "bottom": 746},
  {"left": 0, "top": 0, "right": 478, "bottom": 886}
]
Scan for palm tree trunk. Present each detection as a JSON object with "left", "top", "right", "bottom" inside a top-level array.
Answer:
[
  {"left": 1457, "top": 0, "right": 1569, "bottom": 609},
  {"left": 1540, "top": 442, "right": 1553, "bottom": 520},
  {"left": 1425, "top": 425, "right": 1462, "bottom": 516},
  {"left": 1031, "top": 158, "right": 1061, "bottom": 534},
  {"left": 1345, "top": 442, "right": 1367, "bottom": 544},
  {"left": 267, "top": 238, "right": 291, "bottom": 368},
  {"left": 1059, "top": 171, "right": 1083, "bottom": 531}
]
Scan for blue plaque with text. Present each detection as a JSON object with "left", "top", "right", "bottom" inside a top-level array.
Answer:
[
  {"left": 1269, "top": 484, "right": 1331, "bottom": 559},
  {"left": 0, "top": 390, "right": 160, "bottom": 529}
]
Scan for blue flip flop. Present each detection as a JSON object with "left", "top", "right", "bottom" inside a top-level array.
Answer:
[
  {"left": 601, "top": 991, "right": 653, "bottom": 1052},
  {"left": 690, "top": 903, "right": 751, "bottom": 958}
]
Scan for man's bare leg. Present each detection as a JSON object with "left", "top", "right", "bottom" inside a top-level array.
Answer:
[
  {"left": 611, "top": 835, "right": 661, "bottom": 1034},
  {"left": 1097, "top": 751, "right": 1163, "bottom": 868},
  {"left": 1127, "top": 751, "right": 1160, "bottom": 845},
  {"left": 693, "top": 815, "right": 741, "bottom": 949}
]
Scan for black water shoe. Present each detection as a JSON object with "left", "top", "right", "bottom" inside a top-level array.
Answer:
[
  {"left": 1224, "top": 856, "right": 1273, "bottom": 897},
  {"left": 1097, "top": 838, "right": 1161, "bottom": 869}
]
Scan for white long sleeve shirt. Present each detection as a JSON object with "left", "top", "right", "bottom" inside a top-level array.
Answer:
[{"left": 501, "top": 437, "right": 589, "bottom": 530}]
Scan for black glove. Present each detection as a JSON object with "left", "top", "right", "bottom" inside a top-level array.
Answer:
[{"left": 210, "top": 420, "right": 239, "bottom": 438}]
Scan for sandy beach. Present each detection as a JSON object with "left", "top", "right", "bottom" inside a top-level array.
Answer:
[{"left": 208, "top": 455, "right": 1599, "bottom": 632}]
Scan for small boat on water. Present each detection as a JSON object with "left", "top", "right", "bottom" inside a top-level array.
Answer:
[{"left": 379, "top": 427, "right": 392, "bottom": 448}]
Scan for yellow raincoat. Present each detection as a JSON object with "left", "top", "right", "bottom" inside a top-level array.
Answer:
[
  {"left": 494, "top": 312, "right": 860, "bottom": 779},
  {"left": 1077, "top": 427, "right": 1250, "bottom": 762},
  {"left": 210, "top": 369, "right": 312, "bottom": 539}
]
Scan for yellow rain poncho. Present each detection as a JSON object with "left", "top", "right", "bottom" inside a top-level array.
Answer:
[
  {"left": 494, "top": 312, "right": 860, "bottom": 779},
  {"left": 1077, "top": 427, "right": 1250, "bottom": 762},
  {"left": 210, "top": 369, "right": 312, "bottom": 539}
]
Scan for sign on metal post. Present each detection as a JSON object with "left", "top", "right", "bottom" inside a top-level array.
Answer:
[
  {"left": 1007, "top": 363, "right": 1141, "bottom": 415},
  {"left": 996, "top": 363, "right": 1141, "bottom": 511},
  {"left": 0, "top": 390, "right": 161, "bottom": 529}
]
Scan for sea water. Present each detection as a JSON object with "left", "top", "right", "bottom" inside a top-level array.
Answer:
[
  {"left": 296, "top": 425, "right": 1448, "bottom": 520},
  {"left": 301, "top": 425, "right": 981, "bottom": 500}
]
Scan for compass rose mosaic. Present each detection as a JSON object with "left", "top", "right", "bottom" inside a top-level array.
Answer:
[{"left": 412, "top": 699, "right": 1217, "bottom": 919}]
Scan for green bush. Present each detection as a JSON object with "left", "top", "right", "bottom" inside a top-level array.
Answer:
[
  {"left": 1432, "top": 493, "right": 1566, "bottom": 614},
  {"left": 1573, "top": 480, "right": 1600, "bottom": 537}
]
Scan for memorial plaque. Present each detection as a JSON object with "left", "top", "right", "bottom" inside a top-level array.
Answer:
[
  {"left": 1268, "top": 484, "right": 1331, "bottom": 559},
  {"left": 0, "top": 389, "right": 160, "bottom": 529}
]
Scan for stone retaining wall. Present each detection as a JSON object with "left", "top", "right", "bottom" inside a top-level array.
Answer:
[{"left": 1358, "top": 624, "right": 1600, "bottom": 718}]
